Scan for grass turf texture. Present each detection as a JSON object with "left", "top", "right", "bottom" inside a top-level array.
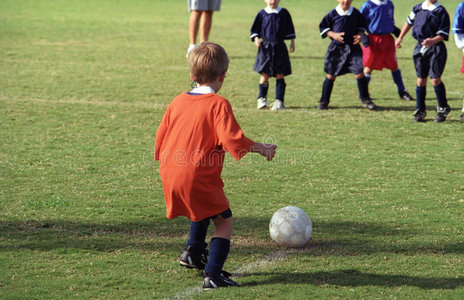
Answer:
[{"left": 1, "top": 0, "right": 463, "bottom": 298}]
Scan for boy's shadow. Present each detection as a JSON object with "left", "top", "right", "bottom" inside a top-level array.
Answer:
[{"left": 238, "top": 269, "right": 464, "bottom": 290}]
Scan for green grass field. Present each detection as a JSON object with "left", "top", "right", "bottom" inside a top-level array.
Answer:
[{"left": 1, "top": 0, "right": 463, "bottom": 298}]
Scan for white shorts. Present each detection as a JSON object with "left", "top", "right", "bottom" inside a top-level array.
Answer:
[{"left": 188, "top": 0, "right": 221, "bottom": 11}]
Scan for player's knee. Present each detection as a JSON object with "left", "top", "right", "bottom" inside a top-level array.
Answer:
[{"left": 430, "top": 78, "right": 442, "bottom": 86}]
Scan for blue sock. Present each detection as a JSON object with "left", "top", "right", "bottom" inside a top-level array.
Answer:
[
  {"left": 391, "top": 69, "right": 406, "bottom": 95},
  {"left": 433, "top": 82, "right": 447, "bottom": 108},
  {"left": 205, "top": 237, "right": 230, "bottom": 276},
  {"left": 416, "top": 86, "right": 426, "bottom": 111},
  {"left": 258, "top": 83, "right": 269, "bottom": 99},
  {"left": 275, "top": 78, "right": 286, "bottom": 102},
  {"left": 320, "top": 77, "right": 334, "bottom": 103},
  {"left": 357, "top": 76, "right": 370, "bottom": 100},
  {"left": 186, "top": 218, "right": 210, "bottom": 251}
]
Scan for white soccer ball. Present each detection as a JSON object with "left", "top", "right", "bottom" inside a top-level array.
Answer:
[{"left": 269, "top": 206, "right": 312, "bottom": 248}]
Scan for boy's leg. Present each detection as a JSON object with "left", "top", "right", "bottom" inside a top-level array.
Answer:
[
  {"left": 257, "top": 73, "right": 270, "bottom": 109},
  {"left": 431, "top": 78, "right": 450, "bottom": 123},
  {"left": 205, "top": 214, "right": 232, "bottom": 275},
  {"left": 355, "top": 74, "right": 376, "bottom": 110},
  {"left": 391, "top": 68, "right": 413, "bottom": 100},
  {"left": 363, "top": 67, "right": 372, "bottom": 85},
  {"left": 180, "top": 218, "right": 210, "bottom": 269},
  {"left": 271, "top": 74, "right": 286, "bottom": 110},
  {"left": 319, "top": 75, "right": 335, "bottom": 109},
  {"left": 203, "top": 210, "right": 238, "bottom": 289},
  {"left": 188, "top": 11, "right": 201, "bottom": 45},
  {"left": 413, "top": 78, "right": 427, "bottom": 122},
  {"left": 199, "top": 10, "right": 213, "bottom": 43}
]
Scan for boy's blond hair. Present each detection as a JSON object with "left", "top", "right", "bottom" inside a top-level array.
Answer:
[{"left": 188, "top": 42, "right": 229, "bottom": 84}]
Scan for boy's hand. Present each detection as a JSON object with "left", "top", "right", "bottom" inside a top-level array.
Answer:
[
  {"left": 329, "top": 32, "right": 345, "bottom": 43},
  {"left": 353, "top": 34, "right": 362, "bottom": 45},
  {"left": 289, "top": 39, "right": 295, "bottom": 53},
  {"left": 395, "top": 38, "right": 402, "bottom": 48},
  {"left": 251, "top": 142, "right": 277, "bottom": 161},
  {"left": 254, "top": 37, "right": 261, "bottom": 48}
]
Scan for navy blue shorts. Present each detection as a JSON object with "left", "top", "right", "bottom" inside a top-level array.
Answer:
[
  {"left": 211, "top": 208, "right": 232, "bottom": 219},
  {"left": 253, "top": 41, "right": 292, "bottom": 77},
  {"left": 413, "top": 42, "right": 447, "bottom": 79},
  {"left": 324, "top": 43, "right": 363, "bottom": 76}
]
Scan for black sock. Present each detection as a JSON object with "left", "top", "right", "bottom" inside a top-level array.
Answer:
[
  {"left": 258, "top": 83, "right": 269, "bottom": 99},
  {"left": 204, "top": 237, "right": 230, "bottom": 276},
  {"left": 416, "top": 86, "right": 426, "bottom": 111},
  {"left": 321, "top": 77, "right": 334, "bottom": 103},
  {"left": 275, "top": 78, "right": 286, "bottom": 102},
  {"left": 357, "top": 76, "right": 370, "bottom": 100},
  {"left": 186, "top": 218, "right": 210, "bottom": 251},
  {"left": 433, "top": 82, "right": 447, "bottom": 108}
]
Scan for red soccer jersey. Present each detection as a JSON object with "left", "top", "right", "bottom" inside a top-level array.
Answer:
[{"left": 155, "top": 92, "right": 254, "bottom": 222}]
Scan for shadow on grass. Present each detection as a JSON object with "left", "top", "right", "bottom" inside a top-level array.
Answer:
[
  {"left": 1, "top": 218, "right": 463, "bottom": 256},
  {"left": 241, "top": 269, "right": 464, "bottom": 290}
]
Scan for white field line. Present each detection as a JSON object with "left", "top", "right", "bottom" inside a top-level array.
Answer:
[{"left": 161, "top": 249, "right": 294, "bottom": 300}]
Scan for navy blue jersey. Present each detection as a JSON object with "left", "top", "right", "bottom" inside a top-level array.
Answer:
[
  {"left": 320, "top": 6, "right": 368, "bottom": 46},
  {"left": 407, "top": 2, "right": 450, "bottom": 43},
  {"left": 250, "top": 7, "right": 296, "bottom": 42}
]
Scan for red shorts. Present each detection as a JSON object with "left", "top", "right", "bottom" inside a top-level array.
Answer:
[
  {"left": 461, "top": 54, "right": 464, "bottom": 73},
  {"left": 362, "top": 34, "right": 398, "bottom": 70}
]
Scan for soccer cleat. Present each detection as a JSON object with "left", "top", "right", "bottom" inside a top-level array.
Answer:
[
  {"left": 270, "top": 99, "right": 285, "bottom": 111},
  {"left": 399, "top": 90, "right": 413, "bottom": 101},
  {"left": 361, "top": 98, "right": 376, "bottom": 110},
  {"left": 257, "top": 97, "right": 267, "bottom": 109},
  {"left": 434, "top": 105, "right": 451, "bottom": 123},
  {"left": 318, "top": 101, "right": 329, "bottom": 110},
  {"left": 413, "top": 109, "right": 426, "bottom": 122},
  {"left": 179, "top": 246, "right": 208, "bottom": 270},
  {"left": 203, "top": 271, "right": 239, "bottom": 290}
]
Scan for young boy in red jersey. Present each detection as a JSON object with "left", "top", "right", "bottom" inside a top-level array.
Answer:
[{"left": 155, "top": 42, "right": 277, "bottom": 289}]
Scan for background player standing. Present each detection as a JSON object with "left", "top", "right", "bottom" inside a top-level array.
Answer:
[
  {"left": 395, "top": 0, "right": 451, "bottom": 122},
  {"left": 318, "top": 0, "right": 375, "bottom": 110},
  {"left": 251, "top": 0, "right": 295, "bottom": 111},
  {"left": 360, "top": 0, "right": 413, "bottom": 101}
]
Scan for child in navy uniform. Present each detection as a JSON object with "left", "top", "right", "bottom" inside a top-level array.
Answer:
[
  {"left": 319, "top": 0, "right": 375, "bottom": 110},
  {"left": 395, "top": 0, "right": 451, "bottom": 122},
  {"left": 251, "top": 0, "right": 295, "bottom": 111},
  {"left": 452, "top": 1, "right": 464, "bottom": 122},
  {"left": 360, "top": 0, "right": 413, "bottom": 101}
]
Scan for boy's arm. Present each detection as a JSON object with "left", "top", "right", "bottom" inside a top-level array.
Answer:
[
  {"left": 421, "top": 35, "right": 445, "bottom": 48},
  {"left": 395, "top": 22, "right": 412, "bottom": 48},
  {"left": 250, "top": 142, "right": 277, "bottom": 161}
]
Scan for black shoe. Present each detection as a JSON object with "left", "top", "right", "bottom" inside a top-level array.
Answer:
[
  {"left": 413, "top": 109, "right": 426, "bottom": 122},
  {"left": 361, "top": 98, "right": 376, "bottom": 110},
  {"left": 179, "top": 246, "right": 208, "bottom": 270},
  {"left": 318, "top": 101, "right": 329, "bottom": 110},
  {"left": 434, "top": 105, "right": 451, "bottom": 123},
  {"left": 399, "top": 90, "right": 413, "bottom": 101},
  {"left": 461, "top": 112, "right": 464, "bottom": 122},
  {"left": 203, "top": 271, "right": 239, "bottom": 290}
]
